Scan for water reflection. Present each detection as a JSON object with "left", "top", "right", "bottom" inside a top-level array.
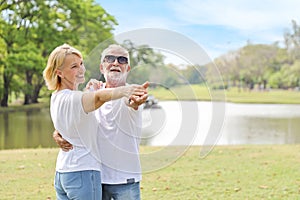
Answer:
[
  {"left": 220, "top": 116, "right": 300, "bottom": 145},
  {"left": 142, "top": 102, "right": 300, "bottom": 146},
  {"left": 218, "top": 103, "right": 300, "bottom": 145},
  {"left": 1, "top": 102, "right": 300, "bottom": 149},
  {"left": 0, "top": 108, "right": 56, "bottom": 149}
]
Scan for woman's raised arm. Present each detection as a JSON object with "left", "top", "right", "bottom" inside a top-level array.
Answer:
[{"left": 81, "top": 83, "right": 148, "bottom": 113}]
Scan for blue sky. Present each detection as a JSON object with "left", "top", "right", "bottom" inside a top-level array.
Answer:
[{"left": 96, "top": 0, "right": 299, "bottom": 63}]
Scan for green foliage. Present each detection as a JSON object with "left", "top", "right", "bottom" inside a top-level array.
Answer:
[
  {"left": 181, "top": 64, "right": 206, "bottom": 84},
  {"left": 149, "top": 84, "right": 300, "bottom": 104},
  {"left": 212, "top": 36, "right": 300, "bottom": 91},
  {"left": 0, "top": 0, "right": 116, "bottom": 106}
]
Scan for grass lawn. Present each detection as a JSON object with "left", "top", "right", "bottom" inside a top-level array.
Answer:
[
  {"left": 148, "top": 85, "right": 300, "bottom": 104},
  {"left": 1, "top": 145, "right": 300, "bottom": 199}
]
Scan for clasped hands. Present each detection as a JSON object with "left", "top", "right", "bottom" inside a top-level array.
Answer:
[{"left": 86, "top": 79, "right": 149, "bottom": 110}]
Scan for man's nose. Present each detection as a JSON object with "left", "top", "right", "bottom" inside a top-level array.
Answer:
[{"left": 113, "top": 58, "right": 119, "bottom": 65}]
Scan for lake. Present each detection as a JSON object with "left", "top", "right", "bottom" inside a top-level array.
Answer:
[
  {"left": 142, "top": 101, "right": 300, "bottom": 146},
  {"left": 1, "top": 101, "right": 300, "bottom": 150}
]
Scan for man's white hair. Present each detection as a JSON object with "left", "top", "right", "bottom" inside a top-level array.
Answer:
[{"left": 101, "top": 44, "right": 130, "bottom": 65}]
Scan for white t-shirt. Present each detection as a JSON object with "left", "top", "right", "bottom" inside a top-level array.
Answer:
[
  {"left": 96, "top": 97, "right": 143, "bottom": 184},
  {"left": 50, "top": 89, "right": 101, "bottom": 172}
]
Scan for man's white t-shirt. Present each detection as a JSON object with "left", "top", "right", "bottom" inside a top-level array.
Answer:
[
  {"left": 96, "top": 97, "right": 143, "bottom": 184},
  {"left": 50, "top": 89, "right": 101, "bottom": 172}
]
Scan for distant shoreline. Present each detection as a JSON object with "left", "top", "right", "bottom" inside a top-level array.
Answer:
[{"left": 1, "top": 98, "right": 300, "bottom": 114}]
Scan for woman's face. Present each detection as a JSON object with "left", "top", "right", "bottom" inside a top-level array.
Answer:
[{"left": 59, "top": 54, "right": 85, "bottom": 89}]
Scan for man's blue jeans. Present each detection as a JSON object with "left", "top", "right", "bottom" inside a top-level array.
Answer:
[
  {"left": 102, "top": 182, "right": 140, "bottom": 200},
  {"left": 54, "top": 170, "right": 101, "bottom": 200}
]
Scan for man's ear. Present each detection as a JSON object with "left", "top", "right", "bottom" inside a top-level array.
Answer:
[
  {"left": 56, "top": 69, "right": 64, "bottom": 78},
  {"left": 100, "top": 64, "right": 104, "bottom": 73},
  {"left": 127, "top": 65, "right": 131, "bottom": 72}
]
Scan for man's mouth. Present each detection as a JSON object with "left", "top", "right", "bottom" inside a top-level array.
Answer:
[{"left": 110, "top": 67, "right": 121, "bottom": 72}]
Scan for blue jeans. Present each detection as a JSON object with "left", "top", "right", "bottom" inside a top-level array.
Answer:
[
  {"left": 102, "top": 182, "right": 140, "bottom": 200},
  {"left": 54, "top": 170, "right": 102, "bottom": 200}
]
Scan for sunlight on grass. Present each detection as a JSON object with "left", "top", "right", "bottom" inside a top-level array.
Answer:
[
  {"left": 2, "top": 146, "right": 298, "bottom": 199},
  {"left": 149, "top": 84, "right": 300, "bottom": 104}
]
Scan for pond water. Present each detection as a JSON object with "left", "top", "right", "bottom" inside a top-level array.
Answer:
[
  {"left": 1, "top": 101, "right": 300, "bottom": 149},
  {"left": 141, "top": 101, "right": 300, "bottom": 146}
]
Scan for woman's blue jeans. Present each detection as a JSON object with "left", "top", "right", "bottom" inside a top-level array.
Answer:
[{"left": 54, "top": 170, "right": 102, "bottom": 200}]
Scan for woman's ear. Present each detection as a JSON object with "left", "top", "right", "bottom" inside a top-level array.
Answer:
[{"left": 56, "top": 69, "right": 64, "bottom": 79}]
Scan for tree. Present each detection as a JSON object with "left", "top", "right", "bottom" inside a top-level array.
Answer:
[
  {"left": 0, "top": 0, "right": 117, "bottom": 106},
  {"left": 284, "top": 20, "right": 300, "bottom": 62},
  {"left": 214, "top": 44, "right": 284, "bottom": 90},
  {"left": 0, "top": 1, "right": 19, "bottom": 106},
  {"left": 121, "top": 40, "right": 166, "bottom": 85},
  {"left": 181, "top": 64, "right": 206, "bottom": 85}
]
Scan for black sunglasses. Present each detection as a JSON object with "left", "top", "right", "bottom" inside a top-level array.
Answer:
[{"left": 104, "top": 55, "right": 128, "bottom": 64}]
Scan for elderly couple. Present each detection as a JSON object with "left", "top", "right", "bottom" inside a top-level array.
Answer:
[{"left": 43, "top": 44, "right": 148, "bottom": 200}]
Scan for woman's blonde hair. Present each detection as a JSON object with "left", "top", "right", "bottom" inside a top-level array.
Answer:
[{"left": 43, "top": 44, "right": 82, "bottom": 90}]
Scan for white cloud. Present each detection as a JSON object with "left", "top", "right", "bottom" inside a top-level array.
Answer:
[
  {"left": 168, "top": 0, "right": 300, "bottom": 31},
  {"left": 98, "top": 0, "right": 299, "bottom": 59}
]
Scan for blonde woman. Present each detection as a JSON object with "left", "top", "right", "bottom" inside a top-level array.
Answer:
[{"left": 43, "top": 44, "right": 147, "bottom": 200}]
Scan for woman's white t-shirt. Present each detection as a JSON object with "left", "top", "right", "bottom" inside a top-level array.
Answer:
[{"left": 50, "top": 89, "right": 101, "bottom": 172}]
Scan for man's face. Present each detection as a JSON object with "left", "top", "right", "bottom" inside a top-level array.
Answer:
[{"left": 100, "top": 49, "right": 130, "bottom": 87}]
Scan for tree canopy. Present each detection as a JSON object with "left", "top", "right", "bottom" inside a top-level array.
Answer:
[
  {"left": 0, "top": 0, "right": 117, "bottom": 106},
  {"left": 1, "top": 1, "right": 300, "bottom": 107}
]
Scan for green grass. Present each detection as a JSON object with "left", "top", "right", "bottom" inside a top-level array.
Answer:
[
  {"left": 224, "top": 87, "right": 300, "bottom": 104},
  {"left": 149, "top": 85, "right": 300, "bottom": 104},
  {"left": 0, "top": 148, "right": 56, "bottom": 200},
  {"left": 1, "top": 145, "right": 300, "bottom": 199}
]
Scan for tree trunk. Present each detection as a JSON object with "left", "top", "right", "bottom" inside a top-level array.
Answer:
[
  {"left": 0, "top": 73, "right": 10, "bottom": 107},
  {"left": 23, "top": 70, "right": 33, "bottom": 105},
  {"left": 24, "top": 94, "right": 32, "bottom": 105},
  {"left": 32, "top": 83, "right": 43, "bottom": 103},
  {"left": 263, "top": 80, "right": 267, "bottom": 90}
]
